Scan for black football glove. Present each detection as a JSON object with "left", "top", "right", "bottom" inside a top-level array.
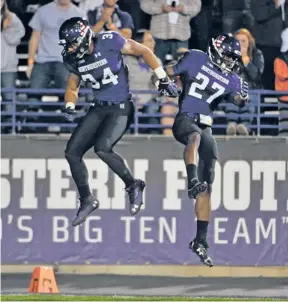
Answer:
[
  {"left": 158, "top": 77, "right": 179, "bottom": 98},
  {"left": 64, "top": 105, "right": 77, "bottom": 122}
]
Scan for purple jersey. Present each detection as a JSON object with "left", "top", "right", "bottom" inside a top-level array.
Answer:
[
  {"left": 64, "top": 31, "right": 131, "bottom": 103},
  {"left": 173, "top": 49, "right": 243, "bottom": 118}
]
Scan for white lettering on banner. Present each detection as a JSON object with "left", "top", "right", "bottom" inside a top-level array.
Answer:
[
  {"left": 2, "top": 158, "right": 287, "bottom": 214},
  {"left": 256, "top": 218, "right": 276, "bottom": 244},
  {"left": 121, "top": 217, "right": 135, "bottom": 243},
  {"left": 213, "top": 217, "right": 277, "bottom": 245},
  {"left": 53, "top": 216, "right": 102, "bottom": 243},
  {"left": 223, "top": 161, "right": 250, "bottom": 211},
  {"left": 47, "top": 159, "right": 77, "bottom": 209},
  {"left": 252, "top": 161, "right": 286, "bottom": 211},
  {"left": 211, "top": 161, "right": 221, "bottom": 211},
  {"left": 163, "top": 160, "right": 186, "bottom": 210},
  {"left": 1, "top": 159, "right": 10, "bottom": 209},
  {"left": 233, "top": 218, "right": 250, "bottom": 244},
  {"left": 17, "top": 216, "right": 33, "bottom": 243},
  {"left": 86, "top": 159, "right": 110, "bottom": 209},
  {"left": 159, "top": 217, "right": 176, "bottom": 243},
  {"left": 140, "top": 216, "right": 154, "bottom": 243},
  {"left": 85, "top": 217, "right": 102, "bottom": 243},
  {"left": 53, "top": 216, "right": 69, "bottom": 242},
  {"left": 214, "top": 217, "right": 228, "bottom": 244},
  {"left": 13, "top": 159, "right": 46, "bottom": 209},
  {"left": 121, "top": 216, "right": 176, "bottom": 243}
]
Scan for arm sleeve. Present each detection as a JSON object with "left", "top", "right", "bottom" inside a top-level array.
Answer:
[
  {"left": 2, "top": 14, "right": 25, "bottom": 46},
  {"left": 28, "top": 8, "right": 42, "bottom": 31},
  {"left": 228, "top": 74, "right": 242, "bottom": 97},
  {"left": 172, "top": 51, "right": 191, "bottom": 75},
  {"left": 140, "top": 0, "right": 163, "bottom": 15}
]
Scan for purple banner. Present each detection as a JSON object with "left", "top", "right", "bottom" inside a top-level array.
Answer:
[{"left": 1, "top": 136, "right": 288, "bottom": 266}]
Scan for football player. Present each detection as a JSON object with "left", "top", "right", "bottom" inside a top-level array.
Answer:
[
  {"left": 59, "top": 17, "right": 178, "bottom": 227},
  {"left": 165, "top": 34, "right": 249, "bottom": 266}
]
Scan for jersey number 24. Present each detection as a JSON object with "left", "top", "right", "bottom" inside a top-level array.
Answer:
[
  {"left": 81, "top": 67, "right": 118, "bottom": 89},
  {"left": 189, "top": 72, "right": 225, "bottom": 104}
]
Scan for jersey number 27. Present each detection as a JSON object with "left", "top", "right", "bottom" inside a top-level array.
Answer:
[
  {"left": 81, "top": 67, "right": 118, "bottom": 89},
  {"left": 189, "top": 72, "right": 225, "bottom": 104}
]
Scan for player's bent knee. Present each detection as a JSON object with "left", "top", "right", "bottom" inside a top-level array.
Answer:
[
  {"left": 94, "top": 144, "right": 113, "bottom": 155},
  {"left": 65, "top": 151, "right": 81, "bottom": 164}
]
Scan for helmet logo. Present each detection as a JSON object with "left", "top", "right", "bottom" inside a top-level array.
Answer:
[
  {"left": 75, "top": 21, "right": 87, "bottom": 37},
  {"left": 215, "top": 35, "right": 226, "bottom": 48}
]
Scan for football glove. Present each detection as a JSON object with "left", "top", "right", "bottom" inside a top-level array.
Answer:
[
  {"left": 240, "top": 79, "right": 249, "bottom": 101},
  {"left": 158, "top": 77, "right": 179, "bottom": 98},
  {"left": 64, "top": 103, "right": 77, "bottom": 122}
]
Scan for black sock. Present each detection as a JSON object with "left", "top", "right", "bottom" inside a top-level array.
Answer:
[
  {"left": 78, "top": 185, "right": 92, "bottom": 199},
  {"left": 186, "top": 164, "right": 197, "bottom": 181},
  {"left": 196, "top": 220, "right": 209, "bottom": 243}
]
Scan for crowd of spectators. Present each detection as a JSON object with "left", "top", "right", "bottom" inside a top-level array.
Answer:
[{"left": 1, "top": 0, "right": 288, "bottom": 136}]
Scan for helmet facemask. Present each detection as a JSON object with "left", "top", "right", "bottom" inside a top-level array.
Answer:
[{"left": 208, "top": 37, "right": 241, "bottom": 73}]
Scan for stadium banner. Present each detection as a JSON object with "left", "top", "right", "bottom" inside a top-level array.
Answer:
[{"left": 1, "top": 136, "right": 288, "bottom": 266}]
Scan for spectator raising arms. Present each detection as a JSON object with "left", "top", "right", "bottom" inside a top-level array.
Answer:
[
  {"left": 88, "top": 0, "right": 134, "bottom": 39},
  {"left": 1, "top": 0, "right": 25, "bottom": 133},
  {"left": 225, "top": 28, "right": 264, "bottom": 136},
  {"left": 140, "top": 0, "right": 201, "bottom": 63}
]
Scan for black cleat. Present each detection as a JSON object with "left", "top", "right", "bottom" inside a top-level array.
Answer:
[
  {"left": 188, "top": 178, "right": 208, "bottom": 199},
  {"left": 125, "top": 179, "right": 146, "bottom": 216},
  {"left": 189, "top": 239, "right": 213, "bottom": 267},
  {"left": 72, "top": 195, "right": 99, "bottom": 227}
]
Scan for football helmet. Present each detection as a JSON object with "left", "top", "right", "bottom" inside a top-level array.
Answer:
[
  {"left": 59, "top": 17, "right": 93, "bottom": 59},
  {"left": 207, "top": 34, "right": 242, "bottom": 73}
]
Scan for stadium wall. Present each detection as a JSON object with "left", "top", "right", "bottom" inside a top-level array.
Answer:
[{"left": 1, "top": 136, "right": 288, "bottom": 277}]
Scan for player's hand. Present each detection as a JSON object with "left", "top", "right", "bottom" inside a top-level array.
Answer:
[
  {"left": 158, "top": 77, "right": 179, "bottom": 98},
  {"left": 64, "top": 106, "right": 77, "bottom": 122},
  {"left": 240, "top": 79, "right": 249, "bottom": 101}
]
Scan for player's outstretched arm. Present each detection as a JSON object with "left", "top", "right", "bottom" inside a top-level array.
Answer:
[
  {"left": 121, "top": 39, "right": 165, "bottom": 74},
  {"left": 121, "top": 39, "right": 179, "bottom": 97}
]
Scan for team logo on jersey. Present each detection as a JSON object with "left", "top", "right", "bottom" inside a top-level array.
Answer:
[{"left": 95, "top": 52, "right": 101, "bottom": 58}]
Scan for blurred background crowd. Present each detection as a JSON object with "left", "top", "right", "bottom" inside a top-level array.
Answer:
[{"left": 1, "top": 0, "right": 288, "bottom": 136}]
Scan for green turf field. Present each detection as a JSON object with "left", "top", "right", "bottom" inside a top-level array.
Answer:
[{"left": 1, "top": 295, "right": 288, "bottom": 301}]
